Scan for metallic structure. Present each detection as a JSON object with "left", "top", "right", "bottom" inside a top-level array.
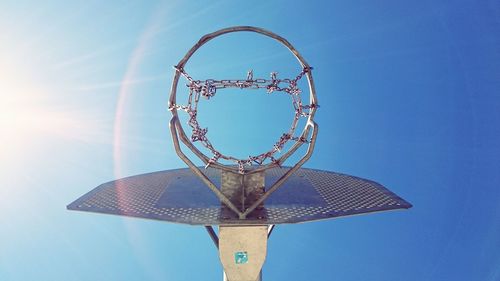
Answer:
[
  {"left": 68, "top": 167, "right": 411, "bottom": 225},
  {"left": 68, "top": 26, "right": 412, "bottom": 281}
]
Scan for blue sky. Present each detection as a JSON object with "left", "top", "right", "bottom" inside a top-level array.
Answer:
[{"left": 0, "top": 1, "right": 499, "bottom": 280}]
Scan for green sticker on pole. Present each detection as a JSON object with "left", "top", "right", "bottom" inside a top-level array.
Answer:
[{"left": 234, "top": 251, "right": 248, "bottom": 264}]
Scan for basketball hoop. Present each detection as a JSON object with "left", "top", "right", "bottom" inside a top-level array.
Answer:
[
  {"left": 68, "top": 26, "right": 411, "bottom": 281},
  {"left": 169, "top": 26, "right": 319, "bottom": 175}
]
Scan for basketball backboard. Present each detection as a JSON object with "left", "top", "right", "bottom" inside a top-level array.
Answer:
[{"left": 67, "top": 166, "right": 411, "bottom": 225}]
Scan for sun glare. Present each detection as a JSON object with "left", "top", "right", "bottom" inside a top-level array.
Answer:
[
  {"left": 0, "top": 54, "right": 106, "bottom": 160},
  {"left": 0, "top": 56, "right": 44, "bottom": 145}
]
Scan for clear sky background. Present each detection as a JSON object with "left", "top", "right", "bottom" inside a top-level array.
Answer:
[{"left": 1, "top": 1, "right": 499, "bottom": 281}]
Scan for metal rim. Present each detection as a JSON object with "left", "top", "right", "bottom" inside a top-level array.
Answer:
[{"left": 169, "top": 26, "right": 318, "bottom": 174}]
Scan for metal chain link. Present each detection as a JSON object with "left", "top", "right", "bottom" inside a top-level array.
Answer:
[{"left": 170, "top": 66, "right": 318, "bottom": 173}]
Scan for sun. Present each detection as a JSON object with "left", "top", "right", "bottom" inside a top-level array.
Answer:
[
  {"left": 0, "top": 54, "right": 43, "bottom": 147},
  {"left": 0, "top": 51, "right": 106, "bottom": 166}
]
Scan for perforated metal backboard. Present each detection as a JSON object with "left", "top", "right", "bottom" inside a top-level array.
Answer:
[{"left": 67, "top": 167, "right": 411, "bottom": 225}]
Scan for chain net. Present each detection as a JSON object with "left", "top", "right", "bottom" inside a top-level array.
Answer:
[{"left": 169, "top": 66, "right": 318, "bottom": 173}]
